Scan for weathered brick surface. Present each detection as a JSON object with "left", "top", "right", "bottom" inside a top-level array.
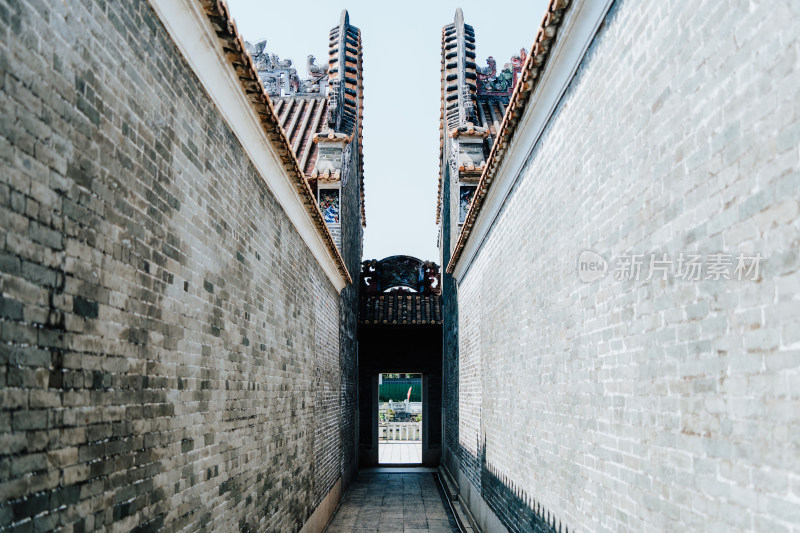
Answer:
[
  {"left": 440, "top": 163, "right": 459, "bottom": 474},
  {"left": 337, "top": 131, "right": 363, "bottom": 483},
  {"left": 0, "top": 0, "right": 356, "bottom": 531},
  {"left": 449, "top": 0, "right": 800, "bottom": 531}
]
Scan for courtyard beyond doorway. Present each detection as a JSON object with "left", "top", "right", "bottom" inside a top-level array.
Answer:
[{"left": 378, "top": 374, "right": 422, "bottom": 465}]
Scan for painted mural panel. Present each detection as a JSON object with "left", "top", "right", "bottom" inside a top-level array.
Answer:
[
  {"left": 319, "top": 188, "right": 340, "bottom": 224},
  {"left": 459, "top": 186, "right": 476, "bottom": 223}
]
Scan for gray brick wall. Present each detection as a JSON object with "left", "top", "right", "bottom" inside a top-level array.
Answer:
[
  {"left": 0, "top": 0, "right": 356, "bottom": 531},
  {"left": 338, "top": 134, "right": 363, "bottom": 482},
  {"left": 450, "top": 0, "right": 800, "bottom": 531},
  {"left": 440, "top": 163, "right": 464, "bottom": 481}
]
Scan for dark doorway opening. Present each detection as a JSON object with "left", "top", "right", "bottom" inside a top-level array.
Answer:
[{"left": 357, "top": 326, "right": 442, "bottom": 468}]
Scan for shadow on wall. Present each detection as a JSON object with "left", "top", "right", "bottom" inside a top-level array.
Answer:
[{"left": 458, "top": 438, "right": 568, "bottom": 533}]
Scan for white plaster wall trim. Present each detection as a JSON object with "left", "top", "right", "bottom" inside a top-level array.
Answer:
[
  {"left": 451, "top": 0, "right": 616, "bottom": 281},
  {"left": 148, "top": 0, "right": 349, "bottom": 292}
]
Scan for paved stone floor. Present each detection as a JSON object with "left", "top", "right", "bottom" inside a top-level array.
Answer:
[
  {"left": 324, "top": 472, "right": 460, "bottom": 532},
  {"left": 378, "top": 441, "right": 422, "bottom": 464}
]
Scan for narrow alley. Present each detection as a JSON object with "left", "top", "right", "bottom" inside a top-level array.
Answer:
[{"left": 1, "top": 0, "right": 798, "bottom": 532}]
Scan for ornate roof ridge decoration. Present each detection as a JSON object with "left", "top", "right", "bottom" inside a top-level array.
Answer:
[
  {"left": 360, "top": 256, "right": 441, "bottom": 295},
  {"left": 244, "top": 40, "right": 329, "bottom": 97},
  {"left": 198, "top": 0, "right": 352, "bottom": 285},
  {"left": 476, "top": 48, "right": 527, "bottom": 97},
  {"left": 446, "top": 0, "right": 571, "bottom": 274},
  {"left": 449, "top": 122, "right": 490, "bottom": 139},
  {"left": 435, "top": 13, "right": 534, "bottom": 225},
  {"left": 358, "top": 256, "right": 442, "bottom": 325},
  {"left": 312, "top": 131, "right": 353, "bottom": 143}
]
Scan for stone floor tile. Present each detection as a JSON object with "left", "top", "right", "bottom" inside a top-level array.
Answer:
[{"left": 323, "top": 473, "right": 459, "bottom": 533}]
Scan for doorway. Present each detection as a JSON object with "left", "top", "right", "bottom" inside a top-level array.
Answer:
[
  {"left": 357, "top": 324, "right": 442, "bottom": 468},
  {"left": 378, "top": 373, "right": 422, "bottom": 464}
]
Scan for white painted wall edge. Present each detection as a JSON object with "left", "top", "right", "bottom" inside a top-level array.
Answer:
[
  {"left": 148, "top": 0, "right": 348, "bottom": 293},
  {"left": 452, "top": 0, "right": 616, "bottom": 282}
]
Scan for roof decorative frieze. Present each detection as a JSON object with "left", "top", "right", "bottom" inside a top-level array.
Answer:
[
  {"left": 310, "top": 130, "right": 353, "bottom": 181},
  {"left": 245, "top": 40, "right": 328, "bottom": 97},
  {"left": 448, "top": 122, "right": 490, "bottom": 139},
  {"left": 358, "top": 256, "right": 442, "bottom": 325},
  {"left": 313, "top": 131, "right": 353, "bottom": 143},
  {"left": 477, "top": 49, "right": 527, "bottom": 97}
]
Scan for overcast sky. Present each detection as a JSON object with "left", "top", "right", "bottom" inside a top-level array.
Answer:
[{"left": 225, "top": 0, "right": 548, "bottom": 263}]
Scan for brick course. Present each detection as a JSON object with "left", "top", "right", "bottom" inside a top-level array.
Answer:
[
  {"left": 0, "top": 0, "right": 356, "bottom": 531},
  {"left": 447, "top": 0, "right": 800, "bottom": 531}
]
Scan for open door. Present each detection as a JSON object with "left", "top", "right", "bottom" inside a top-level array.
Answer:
[{"left": 378, "top": 373, "right": 422, "bottom": 464}]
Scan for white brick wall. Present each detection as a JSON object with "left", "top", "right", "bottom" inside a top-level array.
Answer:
[
  {"left": 455, "top": 0, "right": 800, "bottom": 531},
  {"left": 458, "top": 278, "right": 481, "bottom": 464}
]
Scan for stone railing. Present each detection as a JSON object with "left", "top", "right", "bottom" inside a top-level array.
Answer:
[{"left": 379, "top": 422, "right": 421, "bottom": 441}]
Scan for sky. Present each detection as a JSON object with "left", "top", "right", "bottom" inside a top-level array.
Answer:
[{"left": 225, "top": 0, "right": 548, "bottom": 263}]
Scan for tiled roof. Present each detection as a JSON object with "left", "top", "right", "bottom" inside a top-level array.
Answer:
[
  {"left": 475, "top": 97, "right": 508, "bottom": 149},
  {"left": 198, "top": 0, "right": 351, "bottom": 284},
  {"left": 359, "top": 294, "right": 442, "bottom": 325},
  {"left": 446, "top": 0, "right": 571, "bottom": 274},
  {"left": 268, "top": 11, "right": 366, "bottom": 228},
  {"left": 358, "top": 256, "right": 442, "bottom": 324},
  {"left": 272, "top": 96, "right": 328, "bottom": 176}
]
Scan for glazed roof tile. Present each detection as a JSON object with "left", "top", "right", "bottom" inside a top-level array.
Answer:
[
  {"left": 359, "top": 294, "right": 442, "bottom": 325},
  {"left": 272, "top": 96, "right": 328, "bottom": 176}
]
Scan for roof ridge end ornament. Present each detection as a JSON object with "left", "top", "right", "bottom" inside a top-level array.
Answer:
[
  {"left": 449, "top": 122, "right": 490, "bottom": 139},
  {"left": 312, "top": 130, "right": 352, "bottom": 143}
]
